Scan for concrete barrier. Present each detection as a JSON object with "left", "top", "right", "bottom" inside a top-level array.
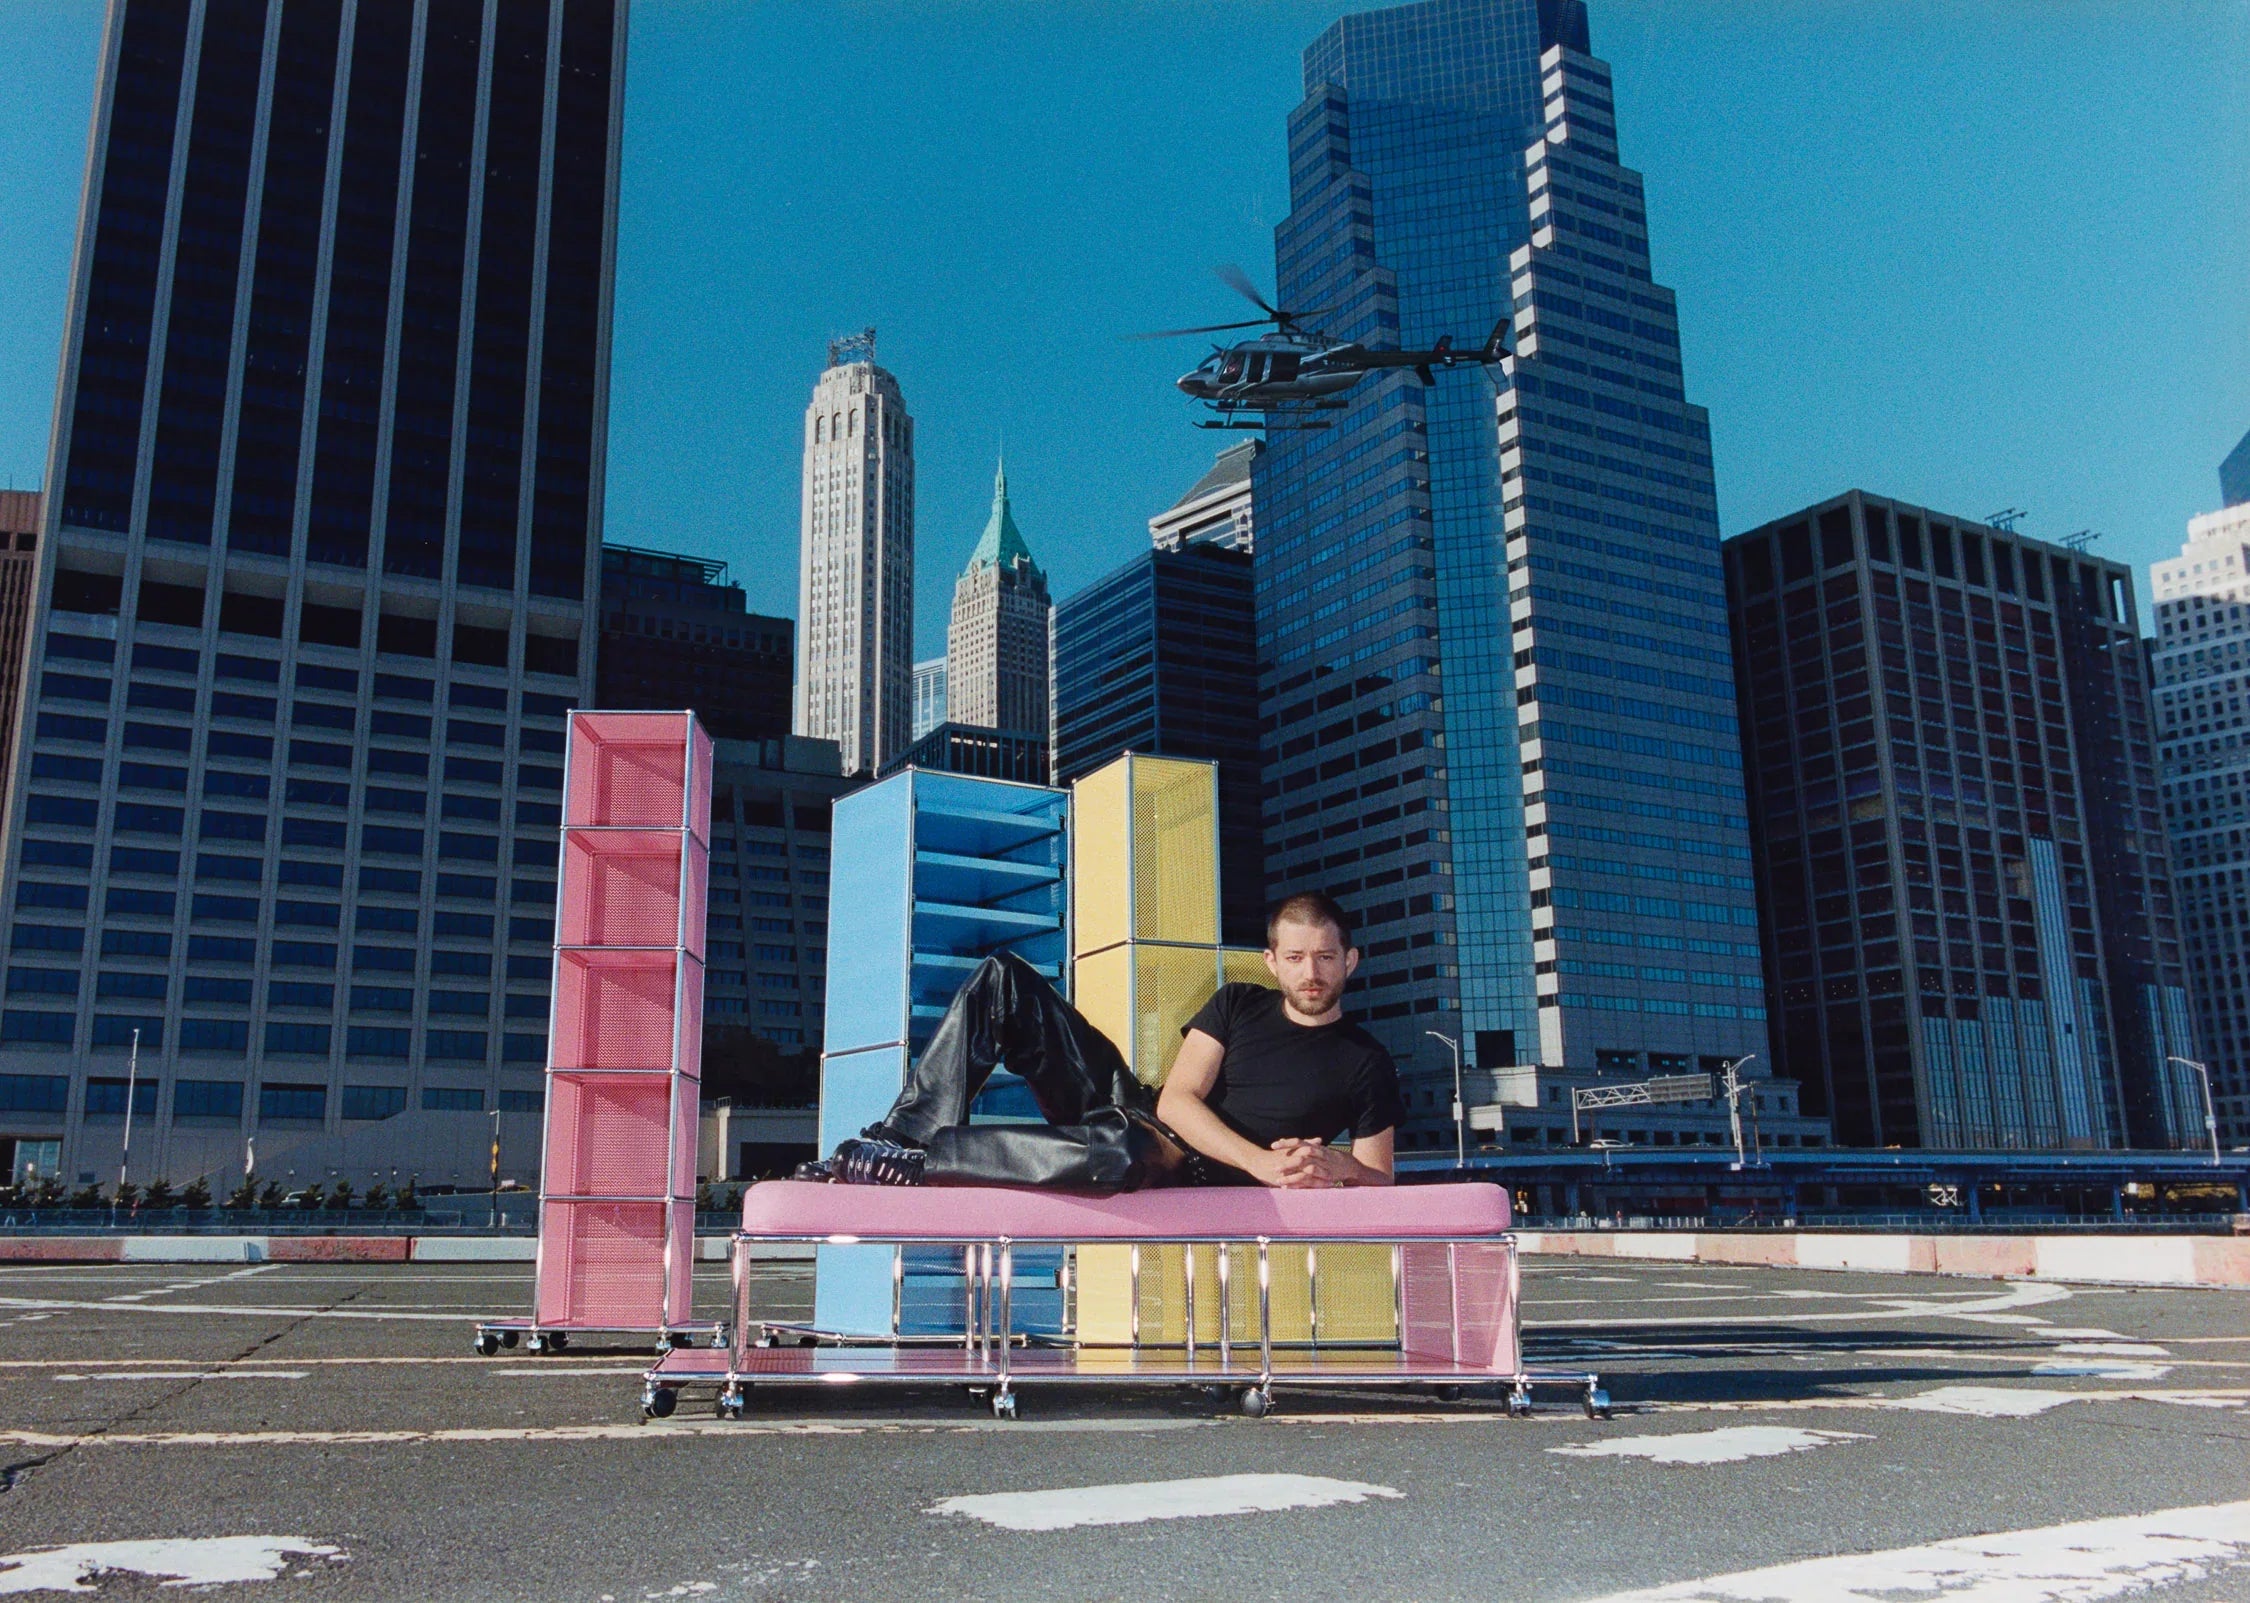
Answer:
[
  {"left": 409, "top": 1237, "right": 537, "bottom": 1262},
  {"left": 1521, "top": 1229, "right": 2250, "bottom": 1288}
]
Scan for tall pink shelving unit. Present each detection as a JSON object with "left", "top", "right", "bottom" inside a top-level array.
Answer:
[{"left": 475, "top": 711, "right": 718, "bottom": 1356}]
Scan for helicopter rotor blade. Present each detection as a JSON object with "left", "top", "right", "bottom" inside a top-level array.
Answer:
[
  {"left": 1216, "top": 263, "right": 1282, "bottom": 319},
  {"left": 1125, "top": 318, "right": 1275, "bottom": 342}
]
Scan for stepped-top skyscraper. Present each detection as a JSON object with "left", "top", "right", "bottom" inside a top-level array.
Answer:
[
  {"left": 795, "top": 330, "right": 914, "bottom": 777},
  {"left": 2, "top": 0, "right": 625, "bottom": 1192},
  {"left": 1253, "top": 0, "right": 1766, "bottom": 1145},
  {"left": 945, "top": 461, "right": 1049, "bottom": 738}
]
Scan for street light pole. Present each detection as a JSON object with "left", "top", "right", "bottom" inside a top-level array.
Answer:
[
  {"left": 1721, "top": 1052, "right": 1759, "bottom": 1171},
  {"left": 2167, "top": 1056, "right": 2222, "bottom": 1168},
  {"left": 117, "top": 1028, "right": 141, "bottom": 1206},
  {"left": 1425, "top": 1032, "right": 1464, "bottom": 1168}
]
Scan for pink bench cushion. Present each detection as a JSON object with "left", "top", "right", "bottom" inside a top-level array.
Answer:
[{"left": 739, "top": 1179, "right": 1509, "bottom": 1241}]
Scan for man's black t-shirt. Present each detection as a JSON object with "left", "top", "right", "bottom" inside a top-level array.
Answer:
[{"left": 1180, "top": 983, "right": 1404, "bottom": 1150}]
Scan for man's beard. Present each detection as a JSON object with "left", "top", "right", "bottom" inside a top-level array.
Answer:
[{"left": 1281, "top": 976, "right": 1338, "bottom": 1016}]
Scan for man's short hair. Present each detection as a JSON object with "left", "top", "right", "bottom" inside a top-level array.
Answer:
[{"left": 1266, "top": 891, "right": 1352, "bottom": 950}]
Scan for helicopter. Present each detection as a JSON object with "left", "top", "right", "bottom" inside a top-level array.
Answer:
[{"left": 1142, "top": 266, "right": 1511, "bottom": 429}]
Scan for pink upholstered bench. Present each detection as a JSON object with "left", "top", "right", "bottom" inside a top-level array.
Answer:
[{"left": 640, "top": 1180, "right": 1607, "bottom": 1421}]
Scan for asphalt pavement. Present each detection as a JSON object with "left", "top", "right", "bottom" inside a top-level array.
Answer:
[{"left": 0, "top": 1254, "right": 2244, "bottom": 1600}]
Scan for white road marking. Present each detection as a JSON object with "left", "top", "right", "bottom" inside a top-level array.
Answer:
[
  {"left": 1573, "top": 1498, "right": 2250, "bottom": 1603},
  {"left": 53, "top": 1371, "right": 308, "bottom": 1383},
  {"left": 2052, "top": 1341, "right": 2170, "bottom": 1358},
  {"left": 0, "top": 1536, "right": 344, "bottom": 1595},
  {"left": 488, "top": 1366, "right": 653, "bottom": 1377},
  {"left": 1548, "top": 1426, "right": 1868, "bottom": 1465},
  {"left": 0, "top": 1295, "right": 489, "bottom": 1324},
  {"left": 1886, "top": 1386, "right": 2085, "bottom": 1417},
  {"left": 2032, "top": 1359, "right": 2172, "bottom": 1380},
  {"left": 0, "top": 1388, "right": 2246, "bottom": 1448},
  {"left": 927, "top": 1472, "right": 1403, "bottom": 1532},
  {"left": 2026, "top": 1326, "right": 2127, "bottom": 1340},
  {"left": 1531, "top": 1278, "right": 2072, "bottom": 1330}
]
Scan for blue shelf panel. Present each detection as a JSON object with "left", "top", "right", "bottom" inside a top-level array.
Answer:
[{"left": 915, "top": 803, "right": 1066, "bottom": 862}]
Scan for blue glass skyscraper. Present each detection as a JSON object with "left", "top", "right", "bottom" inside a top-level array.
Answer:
[{"left": 1256, "top": 0, "right": 1767, "bottom": 1144}]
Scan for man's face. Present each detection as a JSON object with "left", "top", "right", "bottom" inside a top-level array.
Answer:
[{"left": 1264, "top": 917, "right": 1359, "bottom": 1018}]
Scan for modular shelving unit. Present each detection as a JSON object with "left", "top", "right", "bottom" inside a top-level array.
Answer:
[
  {"left": 813, "top": 768, "right": 1069, "bottom": 1337},
  {"left": 476, "top": 711, "right": 718, "bottom": 1356}
]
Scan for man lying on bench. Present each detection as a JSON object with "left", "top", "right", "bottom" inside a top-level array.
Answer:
[{"left": 797, "top": 892, "right": 1401, "bottom": 1191}]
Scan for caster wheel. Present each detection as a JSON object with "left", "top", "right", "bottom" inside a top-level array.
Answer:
[
  {"left": 500, "top": 1330, "right": 519, "bottom": 1349},
  {"left": 474, "top": 1331, "right": 500, "bottom": 1357},
  {"left": 717, "top": 1387, "right": 746, "bottom": 1421},
  {"left": 795, "top": 1334, "right": 818, "bottom": 1348},
  {"left": 990, "top": 1391, "right": 1018, "bottom": 1420},
  {"left": 524, "top": 1332, "right": 547, "bottom": 1356},
  {"left": 1239, "top": 1389, "right": 1272, "bottom": 1419},
  {"left": 547, "top": 1331, "right": 568, "bottom": 1352},
  {"left": 642, "top": 1387, "right": 677, "bottom": 1420},
  {"left": 1584, "top": 1388, "right": 1612, "bottom": 1421},
  {"left": 755, "top": 1331, "right": 779, "bottom": 1349},
  {"left": 671, "top": 1331, "right": 695, "bottom": 1350},
  {"left": 1507, "top": 1393, "right": 1534, "bottom": 1419},
  {"left": 1432, "top": 1384, "right": 1464, "bottom": 1403},
  {"left": 654, "top": 1337, "right": 674, "bottom": 1357}
]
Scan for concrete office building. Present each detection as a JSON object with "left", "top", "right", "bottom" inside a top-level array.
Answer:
[
  {"left": 596, "top": 544, "right": 790, "bottom": 741},
  {"left": 882, "top": 724, "right": 1049, "bottom": 787},
  {"left": 911, "top": 657, "right": 946, "bottom": 741},
  {"left": 2150, "top": 486, "right": 2250, "bottom": 1145},
  {"left": 0, "top": 0, "right": 626, "bottom": 1195},
  {"left": 1727, "top": 492, "right": 2196, "bottom": 1150},
  {"left": 945, "top": 462, "right": 1049, "bottom": 739},
  {"left": 1252, "top": 0, "right": 1765, "bottom": 1147},
  {"left": 795, "top": 331, "right": 914, "bottom": 777},
  {"left": 1149, "top": 441, "right": 1259, "bottom": 554},
  {"left": 706, "top": 737, "right": 854, "bottom": 1054},
  {"left": 0, "top": 492, "right": 43, "bottom": 821},
  {"left": 1052, "top": 541, "right": 1266, "bottom": 946}
]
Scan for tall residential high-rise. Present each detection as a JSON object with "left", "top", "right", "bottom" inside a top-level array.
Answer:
[
  {"left": 0, "top": 491, "right": 43, "bottom": 817},
  {"left": 596, "top": 544, "right": 791, "bottom": 741},
  {"left": 2150, "top": 493, "right": 2250, "bottom": 1145},
  {"left": 2223, "top": 430, "right": 2250, "bottom": 511},
  {"left": 1252, "top": 0, "right": 1764, "bottom": 1144},
  {"left": 1, "top": 0, "right": 625, "bottom": 1192},
  {"left": 1727, "top": 493, "right": 2195, "bottom": 1150},
  {"left": 911, "top": 657, "right": 947, "bottom": 740},
  {"left": 944, "top": 461, "right": 1050, "bottom": 739},
  {"left": 1149, "top": 441, "right": 1259, "bottom": 553},
  {"left": 1052, "top": 541, "right": 1265, "bottom": 945},
  {"left": 794, "top": 330, "right": 914, "bottom": 778}
]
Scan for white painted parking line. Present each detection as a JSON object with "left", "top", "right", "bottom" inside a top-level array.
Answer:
[
  {"left": 1575, "top": 1498, "right": 2250, "bottom": 1603},
  {"left": 1885, "top": 1386, "right": 2084, "bottom": 1417},
  {"left": 1549, "top": 1426, "right": 1868, "bottom": 1465},
  {"left": 2032, "top": 1359, "right": 2171, "bottom": 1380},
  {"left": 0, "top": 1536, "right": 344, "bottom": 1594},
  {"left": 927, "top": 1473, "right": 1403, "bottom": 1532},
  {"left": 53, "top": 1371, "right": 309, "bottom": 1382}
]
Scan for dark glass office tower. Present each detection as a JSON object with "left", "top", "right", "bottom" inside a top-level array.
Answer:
[
  {"left": 4, "top": 0, "right": 627, "bottom": 1192},
  {"left": 1052, "top": 543, "right": 1265, "bottom": 946},
  {"left": 1727, "top": 493, "right": 2196, "bottom": 1150},
  {"left": 1255, "top": 0, "right": 1763, "bottom": 1143},
  {"left": 597, "top": 545, "right": 792, "bottom": 742}
]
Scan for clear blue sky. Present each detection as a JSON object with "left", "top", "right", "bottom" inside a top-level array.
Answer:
[{"left": 2, "top": 2, "right": 2244, "bottom": 656}]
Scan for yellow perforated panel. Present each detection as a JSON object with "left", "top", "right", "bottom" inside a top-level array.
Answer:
[
  {"left": 1129, "top": 756, "right": 1219, "bottom": 946},
  {"left": 1071, "top": 944, "right": 1133, "bottom": 1068},
  {"left": 1221, "top": 947, "right": 1275, "bottom": 990},
  {"left": 1073, "top": 1241, "right": 1390, "bottom": 1346},
  {"left": 1069, "top": 761, "right": 1131, "bottom": 958},
  {"left": 1134, "top": 944, "right": 1223, "bottom": 1087}
]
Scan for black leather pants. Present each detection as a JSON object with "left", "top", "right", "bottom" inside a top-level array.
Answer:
[{"left": 877, "top": 952, "right": 1195, "bottom": 1191}]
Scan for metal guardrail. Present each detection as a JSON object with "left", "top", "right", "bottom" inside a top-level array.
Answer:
[
  {"left": 0, "top": 1208, "right": 750, "bottom": 1237},
  {"left": 1523, "top": 1211, "right": 2245, "bottom": 1234}
]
